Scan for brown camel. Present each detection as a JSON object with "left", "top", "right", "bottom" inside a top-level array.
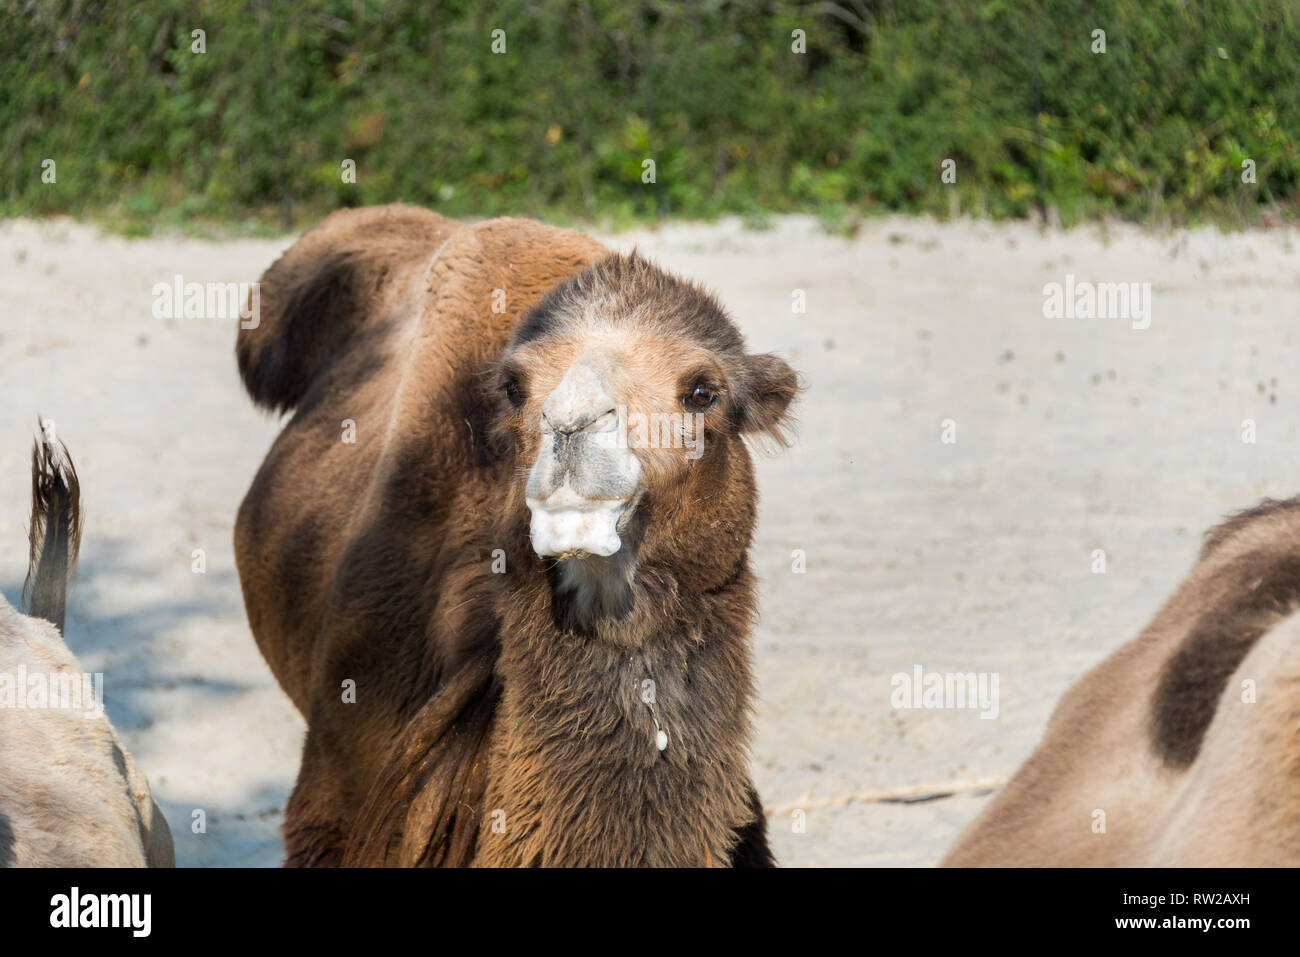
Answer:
[
  {"left": 943, "top": 497, "right": 1300, "bottom": 866},
  {"left": 234, "top": 204, "right": 797, "bottom": 866},
  {"left": 1, "top": 436, "right": 173, "bottom": 867}
]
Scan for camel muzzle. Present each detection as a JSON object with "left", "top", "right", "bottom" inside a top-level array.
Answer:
[{"left": 526, "top": 358, "right": 642, "bottom": 558}]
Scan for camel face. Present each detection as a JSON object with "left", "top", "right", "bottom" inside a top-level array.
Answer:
[{"left": 496, "top": 253, "right": 795, "bottom": 572}]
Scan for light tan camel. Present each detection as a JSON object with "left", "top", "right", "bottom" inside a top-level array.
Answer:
[{"left": 944, "top": 498, "right": 1300, "bottom": 866}]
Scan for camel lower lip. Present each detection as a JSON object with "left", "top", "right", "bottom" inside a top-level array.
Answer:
[{"left": 527, "top": 499, "right": 628, "bottom": 557}]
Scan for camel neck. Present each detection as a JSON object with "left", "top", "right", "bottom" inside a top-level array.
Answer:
[{"left": 477, "top": 598, "right": 756, "bottom": 866}]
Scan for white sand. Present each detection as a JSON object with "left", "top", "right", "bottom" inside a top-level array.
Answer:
[{"left": 1, "top": 214, "right": 1297, "bottom": 866}]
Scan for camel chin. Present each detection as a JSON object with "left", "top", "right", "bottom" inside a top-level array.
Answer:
[{"left": 527, "top": 494, "right": 629, "bottom": 558}]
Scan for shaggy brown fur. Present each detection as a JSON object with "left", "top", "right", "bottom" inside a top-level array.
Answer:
[
  {"left": 943, "top": 497, "right": 1300, "bottom": 866},
  {"left": 234, "top": 204, "right": 794, "bottom": 867}
]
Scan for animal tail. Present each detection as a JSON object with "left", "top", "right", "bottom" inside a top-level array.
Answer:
[{"left": 22, "top": 428, "right": 82, "bottom": 633}]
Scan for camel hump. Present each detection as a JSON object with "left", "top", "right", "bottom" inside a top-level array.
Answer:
[
  {"left": 23, "top": 429, "right": 81, "bottom": 634},
  {"left": 1152, "top": 504, "right": 1300, "bottom": 768},
  {"left": 236, "top": 203, "right": 459, "bottom": 414}
]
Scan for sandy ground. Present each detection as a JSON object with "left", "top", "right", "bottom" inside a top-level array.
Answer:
[{"left": 2, "top": 214, "right": 1298, "bottom": 867}]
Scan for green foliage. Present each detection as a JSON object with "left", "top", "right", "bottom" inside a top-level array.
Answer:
[{"left": 2, "top": 0, "right": 1297, "bottom": 233}]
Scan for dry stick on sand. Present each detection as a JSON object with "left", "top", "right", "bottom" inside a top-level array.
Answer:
[{"left": 765, "top": 777, "right": 1005, "bottom": 817}]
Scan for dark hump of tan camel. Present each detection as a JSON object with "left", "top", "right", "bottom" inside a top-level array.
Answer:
[
  {"left": 1196, "top": 496, "right": 1300, "bottom": 560},
  {"left": 1151, "top": 497, "right": 1300, "bottom": 767}
]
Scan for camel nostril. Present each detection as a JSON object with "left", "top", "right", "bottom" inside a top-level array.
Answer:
[
  {"left": 589, "top": 408, "right": 618, "bottom": 432},
  {"left": 546, "top": 408, "right": 618, "bottom": 437}
]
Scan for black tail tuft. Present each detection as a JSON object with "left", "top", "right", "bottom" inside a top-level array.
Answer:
[{"left": 23, "top": 426, "right": 82, "bottom": 633}]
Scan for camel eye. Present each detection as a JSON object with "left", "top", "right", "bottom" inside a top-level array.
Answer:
[
  {"left": 684, "top": 385, "right": 717, "bottom": 410},
  {"left": 503, "top": 379, "right": 525, "bottom": 407}
]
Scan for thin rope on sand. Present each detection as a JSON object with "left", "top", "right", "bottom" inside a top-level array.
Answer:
[{"left": 764, "top": 776, "right": 1005, "bottom": 817}]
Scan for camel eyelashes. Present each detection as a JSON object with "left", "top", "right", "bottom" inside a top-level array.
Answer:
[
  {"left": 683, "top": 384, "right": 719, "bottom": 410},
  {"left": 497, "top": 361, "right": 529, "bottom": 408},
  {"left": 502, "top": 377, "right": 526, "bottom": 407}
]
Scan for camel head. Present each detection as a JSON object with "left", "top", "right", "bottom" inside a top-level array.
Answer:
[{"left": 493, "top": 253, "right": 797, "bottom": 622}]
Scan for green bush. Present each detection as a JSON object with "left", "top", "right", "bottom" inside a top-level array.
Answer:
[{"left": 2, "top": 0, "right": 1297, "bottom": 233}]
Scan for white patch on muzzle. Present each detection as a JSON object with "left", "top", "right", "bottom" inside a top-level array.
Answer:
[
  {"left": 527, "top": 486, "right": 629, "bottom": 558},
  {"left": 525, "top": 352, "right": 642, "bottom": 559}
]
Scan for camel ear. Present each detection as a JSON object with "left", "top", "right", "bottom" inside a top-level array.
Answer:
[{"left": 736, "top": 352, "right": 799, "bottom": 445}]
